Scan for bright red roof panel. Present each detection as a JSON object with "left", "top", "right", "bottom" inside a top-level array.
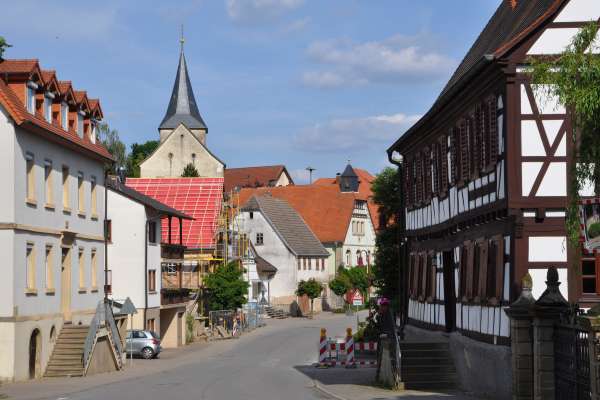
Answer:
[{"left": 126, "top": 177, "right": 223, "bottom": 249}]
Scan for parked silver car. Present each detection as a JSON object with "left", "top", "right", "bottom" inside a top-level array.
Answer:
[{"left": 125, "top": 330, "right": 161, "bottom": 359}]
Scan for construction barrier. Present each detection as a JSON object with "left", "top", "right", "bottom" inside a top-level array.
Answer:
[{"left": 316, "top": 328, "right": 378, "bottom": 368}]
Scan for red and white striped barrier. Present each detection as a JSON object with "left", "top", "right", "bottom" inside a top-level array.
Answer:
[{"left": 316, "top": 328, "right": 378, "bottom": 368}]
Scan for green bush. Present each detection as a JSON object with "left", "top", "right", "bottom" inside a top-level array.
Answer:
[
  {"left": 329, "top": 275, "right": 351, "bottom": 297},
  {"left": 589, "top": 222, "right": 600, "bottom": 238},
  {"left": 186, "top": 313, "right": 194, "bottom": 343}
]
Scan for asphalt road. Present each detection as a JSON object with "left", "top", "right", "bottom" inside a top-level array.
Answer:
[{"left": 4, "top": 312, "right": 365, "bottom": 400}]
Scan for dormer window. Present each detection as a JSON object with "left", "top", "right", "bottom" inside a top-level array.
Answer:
[
  {"left": 44, "top": 93, "right": 54, "bottom": 123},
  {"left": 77, "top": 111, "right": 84, "bottom": 138},
  {"left": 90, "top": 122, "right": 97, "bottom": 144},
  {"left": 61, "top": 103, "right": 68, "bottom": 131},
  {"left": 26, "top": 82, "right": 37, "bottom": 113}
]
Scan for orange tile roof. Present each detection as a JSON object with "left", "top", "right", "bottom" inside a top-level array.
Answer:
[
  {"left": 58, "top": 80, "right": 72, "bottom": 93},
  {"left": 224, "top": 165, "right": 292, "bottom": 193},
  {"left": 40, "top": 69, "right": 56, "bottom": 83},
  {"left": 312, "top": 168, "right": 381, "bottom": 231},
  {"left": 0, "top": 61, "right": 112, "bottom": 161},
  {"left": 0, "top": 59, "right": 39, "bottom": 74},
  {"left": 238, "top": 185, "right": 355, "bottom": 243}
]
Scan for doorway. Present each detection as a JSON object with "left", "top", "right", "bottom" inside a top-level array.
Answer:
[
  {"left": 29, "top": 329, "right": 41, "bottom": 379},
  {"left": 61, "top": 247, "right": 72, "bottom": 321},
  {"left": 442, "top": 251, "right": 456, "bottom": 332}
]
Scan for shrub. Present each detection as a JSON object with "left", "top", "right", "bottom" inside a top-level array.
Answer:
[{"left": 589, "top": 222, "right": 600, "bottom": 238}]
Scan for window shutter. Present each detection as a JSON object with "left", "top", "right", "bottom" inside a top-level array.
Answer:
[
  {"left": 488, "top": 96, "right": 498, "bottom": 166},
  {"left": 459, "top": 246, "right": 468, "bottom": 300},
  {"left": 494, "top": 235, "right": 504, "bottom": 299},
  {"left": 440, "top": 136, "right": 448, "bottom": 193},
  {"left": 430, "top": 254, "right": 437, "bottom": 299},
  {"left": 424, "top": 148, "right": 432, "bottom": 201},
  {"left": 431, "top": 145, "right": 439, "bottom": 195},
  {"left": 459, "top": 120, "right": 469, "bottom": 182},
  {"left": 415, "top": 153, "right": 422, "bottom": 203},
  {"left": 466, "top": 241, "right": 474, "bottom": 299},
  {"left": 481, "top": 102, "right": 489, "bottom": 169},
  {"left": 450, "top": 128, "right": 458, "bottom": 184},
  {"left": 421, "top": 253, "right": 428, "bottom": 299},
  {"left": 477, "top": 240, "right": 488, "bottom": 299},
  {"left": 404, "top": 157, "right": 411, "bottom": 207}
]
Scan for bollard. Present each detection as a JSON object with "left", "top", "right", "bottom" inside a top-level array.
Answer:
[
  {"left": 317, "top": 328, "right": 328, "bottom": 368},
  {"left": 345, "top": 327, "right": 356, "bottom": 368}
]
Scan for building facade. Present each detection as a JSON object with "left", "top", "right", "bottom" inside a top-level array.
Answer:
[
  {"left": 236, "top": 195, "right": 329, "bottom": 308},
  {"left": 387, "top": 0, "right": 600, "bottom": 397},
  {"left": 0, "top": 59, "right": 112, "bottom": 381}
]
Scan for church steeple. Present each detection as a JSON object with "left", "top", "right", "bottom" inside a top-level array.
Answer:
[{"left": 159, "top": 30, "right": 207, "bottom": 133}]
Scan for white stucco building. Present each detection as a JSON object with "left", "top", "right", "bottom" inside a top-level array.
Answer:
[
  {"left": 107, "top": 177, "right": 192, "bottom": 341},
  {"left": 0, "top": 59, "right": 112, "bottom": 381},
  {"left": 236, "top": 195, "right": 329, "bottom": 307}
]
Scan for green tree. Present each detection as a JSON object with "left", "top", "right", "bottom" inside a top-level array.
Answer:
[
  {"left": 329, "top": 275, "right": 351, "bottom": 298},
  {"left": 204, "top": 262, "right": 249, "bottom": 310},
  {"left": 339, "top": 266, "right": 370, "bottom": 298},
  {"left": 181, "top": 162, "right": 200, "bottom": 177},
  {"left": 97, "top": 123, "right": 126, "bottom": 172},
  {"left": 296, "top": 278, "right": 323, "bottom": 315},
  {"left": 0, "top": 36, "right": 11, "bottom": 60},
  {"left": 529, "top": 22, "right": 600, "bottom": 247},
  {"left": 371, "top": 167, "right": 403, "bottom": 309},
  {"left": 126, "top": 140, "right": 159, "bottom": 177}
]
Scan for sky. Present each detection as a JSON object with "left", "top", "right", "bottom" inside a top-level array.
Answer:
[{"left": 2, "top": 0, "right": 500, "bottom": 183}]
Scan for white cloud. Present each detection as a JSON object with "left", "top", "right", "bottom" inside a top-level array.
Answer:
[
  {"left": 225, "top": 0, "right": 304, "bottom": 23},
  {"left": 294, "top": 113, "right": 421, "bottom": 153},
  {"left": 303, "top": 34, "right": 456, "bottom": 88}
]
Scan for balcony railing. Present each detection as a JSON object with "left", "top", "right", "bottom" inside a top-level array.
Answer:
[
  {"left": 160, "top": 288, "right": 192, "bottom": 306},
  {"left": 161, "top": 243, "right": 186, "bottom": 260}
]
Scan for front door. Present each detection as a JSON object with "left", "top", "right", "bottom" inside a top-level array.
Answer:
[
  {"left": 442, "top": 251, "right": 456, "bottom": 332},
  {"left": 61, "top": 247, "right": 72, "bottom": 321}
]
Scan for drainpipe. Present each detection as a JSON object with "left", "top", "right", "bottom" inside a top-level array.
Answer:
[{"left": 387, "top": 150, "right": 407, "bottom": 333}]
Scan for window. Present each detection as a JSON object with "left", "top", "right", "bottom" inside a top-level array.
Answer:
[
  {"left": 581, "top": 256, "right": 599, "bottom": 295},
  {"left": 148, "top": 221, "right": 157, "bottom": 244},
  {"left": 249, "top": 212, "right": 253, "bottom": 219},
  {"left": 255, "top": 232, "right": 263, "bottom": 246},
  {"left": 321, "top": 258, "right": 325, "bottom": 271},
  {"left": 303, "top": 257, "right": 307, "bottom": 270},
  {"left": 44, "top": 160, "right": 53, "bottom": 206},
  {"left": 91, "top": 249, "right": 98, "bottom": 290},
  {"left": 78, "top": 248, "right": 85, "bottom": 289},
  {"left": 77, "top": 172, "right": 84, "bottom": 214},
  {"left": 105, "top": 219, "right": 112, "bottom": 242},
  {"left": 308, "top": 258, "right": 312, "bottom": 271},
  {"left": 297, "top": 258, "right": 301, "bottom": 270},
  {"left": 26, "top": 243, "right": 36, "bottom": 291},
  {"left": 148, "top": 269, "right": 156, "bottom": 292},
  {"left": 346, "top": 250, "right": 351, "bottom": 266},
  {"left": 62, "top": 166, "right": 70, "bottom": 210},
  {"left": 44, "top": 95, "right": 52, "bottom": 123},
  {"left": 61, "top": 103, "right": 68, "bottom": 131},
  {"left": 90, "top": 176, "right": 97, "bottom": 216},
  {"left": 147, "top": 319, "right": 155, "bottom": 333},
  {"left": 45, "top": 245, "right": 53, "bottom": 290},
  {"left": 106, "top": 269, "right": 112, "bottom": 294},
  {"left": 357, "top": 250, "right": 363, "bottom": 266},
  {"left": 77, "top": 113, "right": 84, "bottom": 138},
  {"left": 26, "top": 153, "right": 35, "bottom": 202}
]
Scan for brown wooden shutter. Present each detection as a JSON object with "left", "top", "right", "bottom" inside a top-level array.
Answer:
[
  {"left": 494, "top": 235, "right": 504, "bottom": 300},
  {"left": 413, "top": 253, "right": 421, "bottom": 298},
  {"left": 459, "top": 120, "right": 469, "bottom": 183},
  {"left": 459, "top": 246, "right": 468, "bottom": 300},
  {"left": 477, "top": 240, "right": 489, "bottom": 300},
  {"left": 424, "top": 148, "right": 432, "bottom": 201},
  {"left": 404, "top": 157, "right": 411, "bottom": 207},
  {"left": 420, "top": 253, "right": 428, "bottom": 299},
  {"left": 450, "top": 128, "right": 458, "bottom": 184},
  {"left": 408, "top": 254, "right": 415, "bottom": 297},
  {"left": 430, "top": 254, "right": 437, "bottom": 299},
  {"left": 481, "top": 101, "right": 489, "bottom": 170},
  {"left": 466, "top": 241, "right": 474, "bottom": 299},
  {"left": 415, "top": 153, "right": 422, "bottom": 203},
  {"left": 440, "top": 136, "right": 449, "bottom": 193},
  {"left": 488, "top": 96, "right": 498, "bottom": 167}
]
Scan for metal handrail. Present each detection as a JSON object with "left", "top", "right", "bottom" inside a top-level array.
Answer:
[
  {"left": 104, "top": 302, "right": 123, "bottom": 357},
  {"left": 82, "top": 302, "right": 103, "bottom": 369}
]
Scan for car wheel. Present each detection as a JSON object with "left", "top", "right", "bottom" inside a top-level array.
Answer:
[{"left": 141, "top": 347, "right": 155, "bottom": 360}]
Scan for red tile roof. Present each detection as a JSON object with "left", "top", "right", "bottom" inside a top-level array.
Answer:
[
  {"left": 0, "top": 60, "right": 111, "bottom": 160},
  {"left": 126, "top": 178, "right": 224, "bottom": 249},
  {"left": 313, "top": 168, "right": 381, "bottom": 231},
  {"left": 224, "top": 165, "right": 292, "bottom": 193},
  {"left": 238, "top": 185, "right": 355, "bottom": 244}
]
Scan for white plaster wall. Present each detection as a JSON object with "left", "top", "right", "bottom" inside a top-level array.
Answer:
[
  {"left": 275, "top": 172, "right": 291, "bottom": 187},
  {"left": 236, "top": 211, "right": 298, "bottom": 301},
  {"left": 0, "top": 231, "right": 15, "bottom": 317},
  {"left": 107, "top": 190, "right": 161, "bottom": 310},
  {"left": 140, "top": 125, "right": 224, "bottom": 178},
  {"left": 0, "top": 105, "right": 16, "bottom": 223},
  {"left": 342, "top": 213, "right": 376, "bottom": 267}
]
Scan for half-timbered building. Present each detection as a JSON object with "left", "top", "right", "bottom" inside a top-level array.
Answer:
[{"left": 387, "top": 0, "right": 600, "bottom": 397}]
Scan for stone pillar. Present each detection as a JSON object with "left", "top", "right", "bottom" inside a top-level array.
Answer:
[
  {"left": 532, "top": 267, "right": 569, "bottom": 400},
  {"left": 505, "top": 273, "right": 536, "bottom": 400},
  {"left": 583, "top": 307, "right": 600, "bottom": 400}
]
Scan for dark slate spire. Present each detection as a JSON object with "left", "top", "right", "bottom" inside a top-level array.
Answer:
[
  {"left": 159, "top": 35, "right": 207, "bottom": 131},
  {"left": 340, "top": 163, "right": 359, "bottom": 192}
]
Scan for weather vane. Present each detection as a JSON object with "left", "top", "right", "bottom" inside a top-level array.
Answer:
[{"left": 180, "top": 24, "right": 185, "bottom": 51}]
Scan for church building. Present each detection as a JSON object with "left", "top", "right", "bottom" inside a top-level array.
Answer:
[{"left": 140, "top": 40, "right": 225, "bottom": 178}]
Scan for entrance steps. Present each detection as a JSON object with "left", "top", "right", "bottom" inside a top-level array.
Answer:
[
  {"left": 399, "top": 341, "right": 458, "bottom": 390},
  {"left": 264, "top": 306, "right": 289, "bottom": 319},
  {"left": 44, "top": 325, "right": 89, "bottom": 378}
]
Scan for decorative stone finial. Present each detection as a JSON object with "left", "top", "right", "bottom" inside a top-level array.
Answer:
[
  {"left": 522, "top": 272, "right": 532, "bottom": 290},
  {"left": 535, "top": 266, "right": 568, "bottom": 307}
]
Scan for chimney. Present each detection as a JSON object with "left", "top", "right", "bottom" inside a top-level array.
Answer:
[
  {"left": 335, "top": 173, "right": 341, "bottom": 184},
  {"left": 508, "top": 0, "right": 517, "bottom": 10}
]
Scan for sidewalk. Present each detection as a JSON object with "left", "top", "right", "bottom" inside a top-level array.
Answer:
[{"left": 297, "top": 366, "right": 478, "bottom": 400}]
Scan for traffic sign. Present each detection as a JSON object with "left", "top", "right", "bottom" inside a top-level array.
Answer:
[{"left": 351, "top": 290, "right": 363, "bottom": 306}]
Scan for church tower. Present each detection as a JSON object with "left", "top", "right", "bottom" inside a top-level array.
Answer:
[
  {"left": 158, "top": 35, "right": 207, "bottom": 145},
  {"left": 139, "top": 33, "right": 225, "bottom": 178}
]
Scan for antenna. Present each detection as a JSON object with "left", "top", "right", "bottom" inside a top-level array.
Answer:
[
  {"left": 180, "top": 24, "right": 185, "bottom": 52},
  {"left": 306, "top": 166, "right": 316, "bottom": 184}
]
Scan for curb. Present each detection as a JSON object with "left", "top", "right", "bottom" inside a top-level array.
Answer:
[{"left": 312, "top": 380, "right": 349, "bottom": 400}]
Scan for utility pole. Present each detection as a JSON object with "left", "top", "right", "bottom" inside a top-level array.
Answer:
[{"left": 306, "top": 166, "right": 316, "bottom": 184}]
